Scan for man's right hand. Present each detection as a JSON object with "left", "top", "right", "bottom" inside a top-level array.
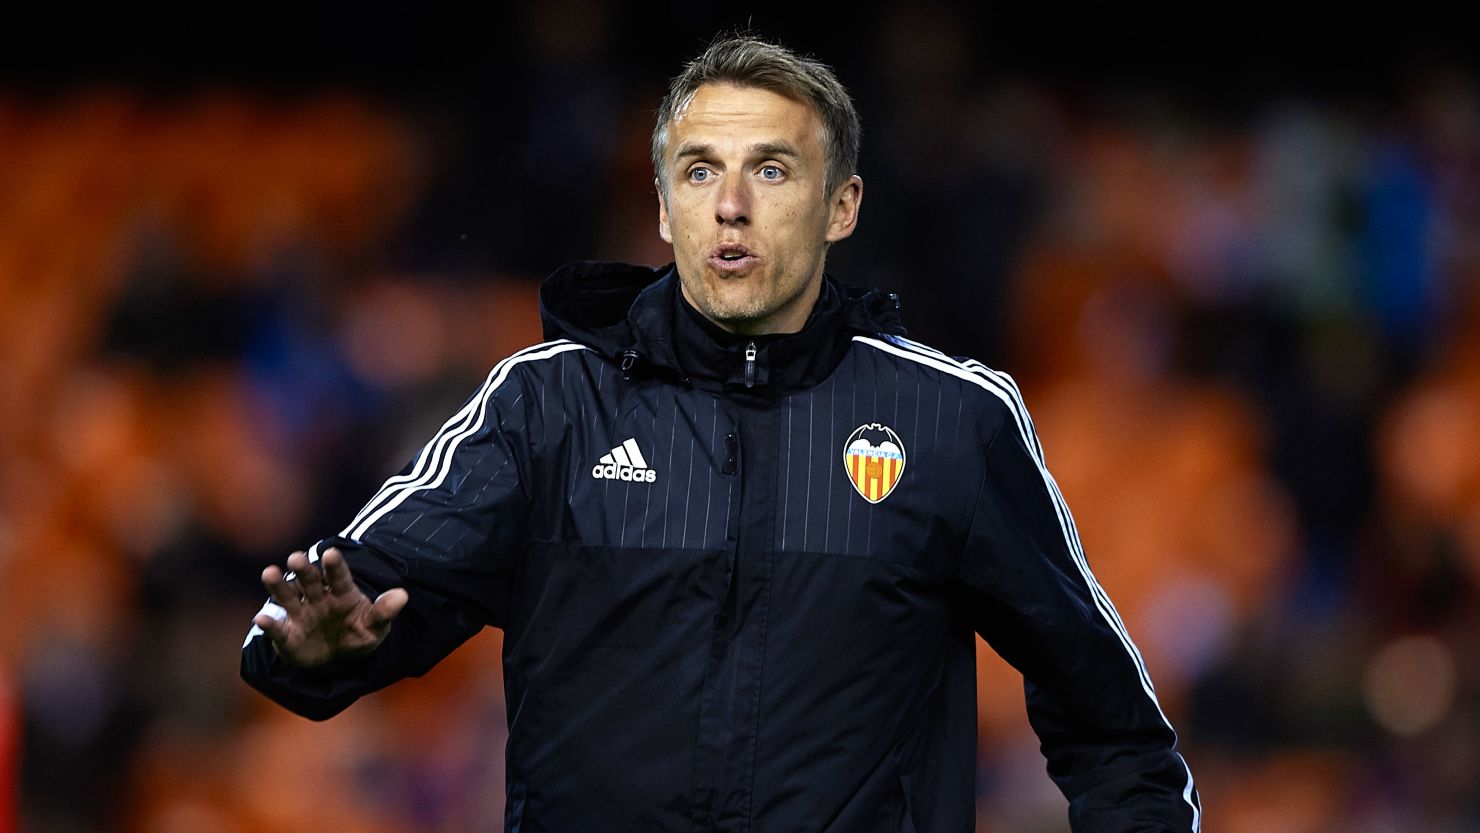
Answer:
[{"left": 253, "top": 547, "right": 409, "bottom": 668}]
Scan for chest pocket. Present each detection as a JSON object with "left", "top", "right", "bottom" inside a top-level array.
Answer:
[{"left": 550, "top": 379, "right": 738, "bottom": 553}]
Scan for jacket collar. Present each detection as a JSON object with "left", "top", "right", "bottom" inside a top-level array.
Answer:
[{"left": 539, "top": 261, "right": 905, "bottom": 395}]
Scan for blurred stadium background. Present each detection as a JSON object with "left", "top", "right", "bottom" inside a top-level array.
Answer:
[{"left": 2, "top": 3, "right": 1478, "bottom": 831}]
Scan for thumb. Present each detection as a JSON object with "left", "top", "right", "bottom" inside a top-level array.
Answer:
[{"left": 366, "top": 588, "right": 410, "bottom": 629}]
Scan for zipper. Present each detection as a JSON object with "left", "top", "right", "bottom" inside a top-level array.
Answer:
[{"left": 743, "top": 341, "right": 757, "bottom": 388}]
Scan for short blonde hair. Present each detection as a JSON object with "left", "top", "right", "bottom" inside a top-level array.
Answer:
[{"left": 652, "top": 34, "right": 860, "bottom": 199}]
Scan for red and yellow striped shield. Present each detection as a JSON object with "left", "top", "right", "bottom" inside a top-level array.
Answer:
[{"left": 842, "top": 423, "right": 906, "bottom": 504}]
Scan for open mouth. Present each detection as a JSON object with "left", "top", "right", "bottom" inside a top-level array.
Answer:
[{"left": 709, "top": 243, "right": 757, "bottom": 272}]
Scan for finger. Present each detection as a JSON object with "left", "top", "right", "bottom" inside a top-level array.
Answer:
[
  {"left": 286, "top": 551, "right": 325, "bottom": 602},
  {"left": 321, "top": 548, "right": 359, "bottom": 597},
  {"left": 252, "top": 610, "right": 287, "bottom": 642},
  {"left": 261, "top": 565, "right": 303, "bottom": 615},
  {"left": 366, "top": 588, "right": 409, "bottom": 630}
]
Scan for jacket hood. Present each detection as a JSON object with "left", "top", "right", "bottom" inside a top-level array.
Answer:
[
  {"left": 539, "top": 260, "right": 906, "bottom": 393},
  {"left": 539, "top": 261, "right": 676, "bottom": 361}
]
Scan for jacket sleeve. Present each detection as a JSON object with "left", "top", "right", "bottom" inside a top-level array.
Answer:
[
  {"left": 241, "top": 364, "right": 534, "bottom": 720},
  {"left": 954, "top": 381, "right": 1201, "bottom": 832}
]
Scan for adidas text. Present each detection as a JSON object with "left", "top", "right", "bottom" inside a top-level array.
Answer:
[{"left": 591, "top": 463, "right": 658, "bottom": 482}]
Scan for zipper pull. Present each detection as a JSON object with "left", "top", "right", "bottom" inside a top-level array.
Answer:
[
  {"left": 620, "top": 350, "right": 638, "bottom": 381},
  {"left": 743, "top": 341, "right": 757, "bottom": 388}
]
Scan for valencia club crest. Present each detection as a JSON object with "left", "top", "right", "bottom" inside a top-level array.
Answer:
[{"left": 843, "top": 423, "right": 906, "bottom": 504}]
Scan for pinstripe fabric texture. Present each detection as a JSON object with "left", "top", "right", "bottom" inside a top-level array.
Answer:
[{"left": 243, "top": 263, "right": 1200, "bottom": 833}]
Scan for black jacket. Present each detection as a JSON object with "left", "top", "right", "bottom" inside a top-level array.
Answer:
[{"left": 242, "top": 261, "right": 1201, "bottom": 833}]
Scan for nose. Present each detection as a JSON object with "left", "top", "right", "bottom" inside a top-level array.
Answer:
[{"left": 714, "top": 175, "right": 751, "bottom": 226}]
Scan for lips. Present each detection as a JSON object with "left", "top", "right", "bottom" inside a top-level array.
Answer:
[{"left": 708, "top": 243, "right": 758, "bottom": 274}]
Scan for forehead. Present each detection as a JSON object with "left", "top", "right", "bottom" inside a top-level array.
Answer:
[{"left": 669, "top": 82, "right": 824, "bottom": 155}]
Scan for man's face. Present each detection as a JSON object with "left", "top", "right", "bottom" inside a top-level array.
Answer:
[{"left": 657, "top": 82, "right": 862, "bottom": 335}]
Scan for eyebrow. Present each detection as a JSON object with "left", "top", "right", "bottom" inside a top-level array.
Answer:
[
  {"left": 751, "top": 141, "right": 802, "bottom": 161},
  {"left": 672, "top": 141, "right": 804, "bottom": 163}
]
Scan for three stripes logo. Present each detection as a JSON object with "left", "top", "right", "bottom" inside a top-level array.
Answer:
[
  {"left": 843, "top": 423, "right": 906, "bottom": 503},
  {"left": 592, "top": 437, "right": 658, "bottom": 483}
]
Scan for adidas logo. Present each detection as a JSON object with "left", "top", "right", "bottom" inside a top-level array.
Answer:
[{"left": 592, "top": 438, "right": 658, "bottom": 482}]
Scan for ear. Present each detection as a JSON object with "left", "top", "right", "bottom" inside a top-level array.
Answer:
[
  {"left": 655, "top": 178, "right": 673, "bottom": 243},
  {"left": 824, "top": 175, "right": 863, "bottom": 243}
]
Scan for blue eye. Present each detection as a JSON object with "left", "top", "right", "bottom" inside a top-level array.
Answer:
[
  {"left": 689, "top": 167, "right": 711, "bottom": 183},
  {"left": 760, "top": 166, "right": 783, "bottom": 181}
]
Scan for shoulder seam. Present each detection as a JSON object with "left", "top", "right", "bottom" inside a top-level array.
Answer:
[
  {"left": 341, "top": 340, "right": 587, "bottom": 541},
  {"left": 852, "top": 335, "right": 1008, "bottom": 398},
  {"left": 854, "top": 335, "right": 1042, "bottom": 458}
]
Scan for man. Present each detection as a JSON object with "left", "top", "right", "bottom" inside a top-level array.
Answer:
[{"left": 242, "top": 35, "right": 1201, "bottom": 833}]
